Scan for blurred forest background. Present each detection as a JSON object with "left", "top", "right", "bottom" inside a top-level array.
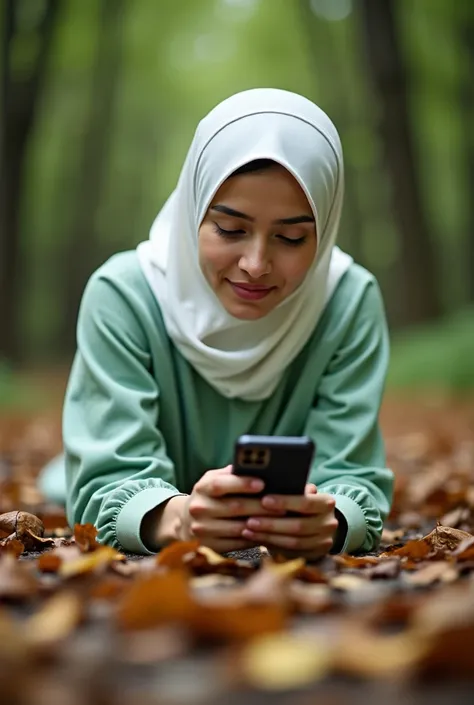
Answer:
[{"left": 1, "top": 0, "right": 474, "bottom": 409}]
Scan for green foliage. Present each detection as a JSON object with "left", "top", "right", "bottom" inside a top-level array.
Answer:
[
  {"left": 388, "top": 307, "right": 474, "bottom": 391},
  {"left": 8, "top": 0, "right": 474, "bottom": 363}
]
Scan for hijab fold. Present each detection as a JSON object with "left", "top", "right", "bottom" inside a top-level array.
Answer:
[{"left": 137, "top": 89, "right": 352, "bottom": 401}]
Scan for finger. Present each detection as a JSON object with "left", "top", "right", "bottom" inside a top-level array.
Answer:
[
  {"left": 196, "top": 471, "right": 265, "bottom": 498},
  {"left": 244, "top": 514, "right": 338, "bottom": 537},
  {"left": 260, "top": 492, "right": 335, "bottom": 515},
  {"left": 190, "top": 518, "right": 248, "bottom": 539},
  {"left": 189, "top": 496, "right": 286, "bottom": 520},
  {"left": 241, "top": 529, "right": 334, "bottom": 553},
  {"left": 305, "top": 483, "right": 317, "bottom": 495}
]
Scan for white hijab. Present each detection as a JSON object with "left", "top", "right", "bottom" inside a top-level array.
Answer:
[{"left": 137, "top": 88, "right": 352, "bottom": 401}]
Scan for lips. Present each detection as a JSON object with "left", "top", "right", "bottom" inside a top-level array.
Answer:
[{"left": 228, "top": 280, "right": 275, "bottom": 301}]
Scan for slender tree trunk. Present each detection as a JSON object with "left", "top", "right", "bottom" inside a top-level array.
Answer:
[
  {"left": 359, "top": 0, "right": 442, "bottom": 325},
  {"left": 61, "top": 0, "right": 124, "bottom": 353},
  {"left": 461, "top": 21, "right": 474, "bottom": 302},
  {"left": 0, "top": 0, "right": 58, "bottom": 362},
  {"left": 298, "top": 0, "right": 364, "bottom": 262}
]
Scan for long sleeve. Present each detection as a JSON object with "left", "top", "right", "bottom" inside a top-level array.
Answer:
[
  {"left": 63, "top": 269, "right": 184, "bottom": 555},
  {"left": 304, "top": 279, "right": 394, "bottom": 553}
]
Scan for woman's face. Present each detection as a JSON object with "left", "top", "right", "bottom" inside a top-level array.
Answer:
[{"left": 198, "top": 165, "right": 317, "bottom": 320}]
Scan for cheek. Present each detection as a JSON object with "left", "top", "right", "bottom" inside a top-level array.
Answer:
[
  {"left": 198, "top": 226, "right": 233, "bottom": 280},
  {"left": 279, "top": 244, "right": 317, "bottom": 290}
]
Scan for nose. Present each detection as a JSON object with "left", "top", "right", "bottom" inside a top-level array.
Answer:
[{"left": 238, "top": 241, "right": 272, "bottom": 279}]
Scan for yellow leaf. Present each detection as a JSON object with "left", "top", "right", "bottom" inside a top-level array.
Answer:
[
  {"left": 240, "top": 633, "right": 331, "bottom": 689},
  {"left": 26, "top": 592, "right": 82, "bottom": 648},
  {"left": 59, "top": 546, "right": 123, "bottom": 578}
]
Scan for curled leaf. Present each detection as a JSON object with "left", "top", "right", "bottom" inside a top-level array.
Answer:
[
  {"left": 59, "top": 545, "right": 123, "bottom": 578},
  {"left": 73, "top": 523, "right": 100, "bottom": 552}
]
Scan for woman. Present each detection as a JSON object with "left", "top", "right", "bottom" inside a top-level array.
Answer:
[{"left": 41, "top": 88, "right": 393, "bottom": 558}]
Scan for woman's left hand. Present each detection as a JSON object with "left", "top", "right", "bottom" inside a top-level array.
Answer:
[{"left": 241, "top": 484, "right": 339, "bottom": 560}]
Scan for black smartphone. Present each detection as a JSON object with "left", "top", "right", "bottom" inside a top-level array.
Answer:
[{"left": 232, "top": 434, "right": 315, "bottom": 497}]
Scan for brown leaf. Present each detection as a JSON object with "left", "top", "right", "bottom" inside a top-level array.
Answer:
[
  {"left": 190, "top": 602, "right": 287, "bottom": 641},
  {"left": 424, "top": 525, "right": 473, "bottom": 553},
  {"left": 288, "top": 582, "right": 333, "bottom": 614},
  {"left": 89, "top": 575, "right": 130, "bottom": 600},
  {"left": 0, "top": 554, "right": 38, "bottom": 601},
  {"left": 362, "top": 558, "right": 401, "bottom": 580},
  {"left": 452, "top": 536, "right": 474, "bottom": 560},
  {"left": 73, "top": 523, "right": 100, "bottom": 552},
  {"left": 155, "top": 539, "right": 200, "bottom": 569},
  {"left": 333, "top": 554, "right": 380, "bottom": 569},
  {"left": 37, "top": 552, "right": 62, "bottom": 573},
  {"left": 25, "top": 591, "right": 82, "bottom": 650},
  {"left": 22, "top": 529, "right": 55, "bottom": 552},
  {"left": 381, "top": 538, "right": 432, "bottom": 561},
  {"left": 333, "top": 623, "right": 428, "bottom": 679},
  {"left": 0, "top": 537, "right": 25, "bottom": 557},
  {"left": 117, "top": 626, "right": 190, "bottom": 665},
  {"left": 381, "top": 527, "right": 406, "bottom": 544},
  {"left": 404, "top": 561, "right": 458, "bottom": 587},
  {"left": 116, "top": 571, "right": 195, "bottom": 630},
  {"left": 411, "top": 584, "right": 474, "bottom": 677},
  {"left": 440, "top": 506, "right": 471, "bottom": 529},
  {"left": 185, "top": 546, "right": 254, "bottom": 578}
]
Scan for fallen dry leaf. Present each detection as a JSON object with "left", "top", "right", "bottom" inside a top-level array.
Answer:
[
  {"left": 25, "top": 591, "right": 83, "bottom": 650},
  {"left": 381, "top": 527, "right": 406, "bottom": 544},
  {"left": 37, "top": 552, "right": 62, "bottom": 573},
  {"left": 333, "top": 554, "right": 380, "bottom": 569},
  {"left": 155, "top": 539, "right": 200, "bottom": 568},
  {"left": 288, "top": 582, "right": 333, "bottom": 614},
  {"left": 0, "top": 537, "right": 25, "bottom": 557},
  {"left": 404, "top": 561, "right": 458, "bottom": 587},
  {"left": 116, "top": 571, "right": 195, "bottom": 630},
  {"left": 330, "top": 574, "right": 368, "bottom": 591},
  {"left": 59, "top": 545, "right": 124, "bottom": 578},
  {"left": 238, "top": 632, "right": 331, "bottom": 689},
  {"left": 0, "top": 554, "right": 38, "bottom": 601},
  {"left": 424, "top": 525, "right": 473, "bottom": 552},
  {"left": 73, "top": 523, "right": 100, "bottom": 553},
  {"left": 332, "top": 622, "right": 428, "bottom": 679}
]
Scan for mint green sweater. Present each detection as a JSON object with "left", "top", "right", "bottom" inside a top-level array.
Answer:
[{"left": 56, "top": 251, "right": 393, "bottom": 555}]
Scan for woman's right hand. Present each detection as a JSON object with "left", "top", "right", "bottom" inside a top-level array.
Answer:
[{"left": 176, "top": 464, "right": 286, "bottom": 553}]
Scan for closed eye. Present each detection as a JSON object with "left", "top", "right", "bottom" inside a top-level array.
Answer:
[
  {"left": 213, "top": 223, "right": 245, "bottom": 237},
  {"left": 277, "top": 234, "right": 307, "bottom": 246}
]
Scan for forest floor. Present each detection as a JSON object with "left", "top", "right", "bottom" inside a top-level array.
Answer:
[{"left": 0, "top": 386, "right": 474, "bottom": 704}]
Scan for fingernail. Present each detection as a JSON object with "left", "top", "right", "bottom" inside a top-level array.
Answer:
[
  {"left": 242, "top": 529, "right": 255, "bottom": 539},
  {"left": 251, "top": 479, "right": 264, "bottom": 490},
  {"left": 263, "top": 496, "right": 279, "bottom": 509},
  {"left": 247, "top": 519, "right": 261, "bottom": 529}
]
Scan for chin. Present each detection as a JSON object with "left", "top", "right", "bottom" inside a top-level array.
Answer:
[{"left": 223, "top": 301, "right": 272, "bottom": 320}]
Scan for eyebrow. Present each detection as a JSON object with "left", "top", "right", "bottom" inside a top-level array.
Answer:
[{"left": 211, "top": 204, "right": 315, "bottom": 225}]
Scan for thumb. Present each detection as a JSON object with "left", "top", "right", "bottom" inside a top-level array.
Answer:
[{"left": 305, "top": 483, "right": 318, "bottom": 495}]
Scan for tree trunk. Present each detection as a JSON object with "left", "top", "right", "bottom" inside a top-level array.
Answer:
[
  {"left": 60, "top": 0, "right": 125, "bottom": 354},
  {"left": 461, "top": 20, "right": 474, "bottom": 302},
  {"left": 359, "top": 0, "right": 442, "bottom": 325},
  {"left": 0, "top": 0, "right": 59, "bottom": 362}
]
